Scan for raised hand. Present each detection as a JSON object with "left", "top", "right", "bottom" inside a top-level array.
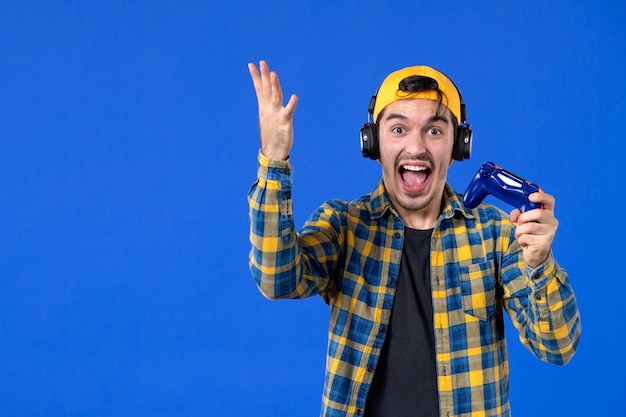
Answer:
[{"left": 248, "top": 60, "right": 298, "bottom": 161}]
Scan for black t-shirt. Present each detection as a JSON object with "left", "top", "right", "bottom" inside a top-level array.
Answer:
[{"left": 364, "top": 227, "right": 439, "bottom": 417}]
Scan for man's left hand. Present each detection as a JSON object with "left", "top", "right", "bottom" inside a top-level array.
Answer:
[{"left": 510, "top": 191, "right": 558, "bottom": 269}]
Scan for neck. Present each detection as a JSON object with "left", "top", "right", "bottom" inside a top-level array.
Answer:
[{"left": 396, "top": 203, "right": 440, "bottom": 230}]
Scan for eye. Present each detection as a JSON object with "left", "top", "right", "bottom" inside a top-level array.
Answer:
[
  {"left": 392, "top": 126, "right": 405, "bottom": 134},
  {"left": 427, "top": 127, "right": 443, "bottom": 135}
]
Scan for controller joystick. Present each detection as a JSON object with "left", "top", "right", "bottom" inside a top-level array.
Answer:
[{"left": 463, "top": 162, "right": 542, "bottom": 212}]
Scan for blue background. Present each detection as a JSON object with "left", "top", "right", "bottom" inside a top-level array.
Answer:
[{"left": 1, "top": 1, "right": 624, "bottom": 416}]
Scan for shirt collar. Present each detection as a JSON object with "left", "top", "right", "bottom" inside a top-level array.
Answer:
[
  {"left": 441, "top": 183, "right": 474, "bottom": 220},
  {"left": 367, "top": 181, "right": 395, "bottom": 219},
  {"left": 367, "top": 181, "right": 474, "bottom": 220}
]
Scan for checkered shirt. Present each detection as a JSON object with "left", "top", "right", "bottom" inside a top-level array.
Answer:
[{"left": 248, "top": 152, "right": 581, "bottom": 417}]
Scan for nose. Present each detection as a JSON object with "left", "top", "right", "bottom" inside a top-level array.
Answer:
[{"left": 404, "top": 131, "right": 427, "bottom": 155}]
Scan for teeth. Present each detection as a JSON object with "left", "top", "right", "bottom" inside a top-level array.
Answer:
[{"left": 402, "top": 165, "right": 427, "bottom": 171}]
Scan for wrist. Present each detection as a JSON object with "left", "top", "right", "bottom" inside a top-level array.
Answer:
[{"left": 261, "top": 145, "right": 289, "bottom": 161}]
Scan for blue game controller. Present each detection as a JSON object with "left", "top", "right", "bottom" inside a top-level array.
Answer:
[{"left": 463, "top": 161, "right": 542, "bottom": 212}]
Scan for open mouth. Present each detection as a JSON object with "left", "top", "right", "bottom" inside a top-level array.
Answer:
[{"left": 399, "top": 164, "right": 431, "bottom": 191}]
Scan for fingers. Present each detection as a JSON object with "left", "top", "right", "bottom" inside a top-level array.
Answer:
[
  {"left": 529, "top": 190, "right": 554, "bottom": 211},
  {"left": 285, "top": 93, "right": 298, "bottom": 117},
  {"left": 513, "top": 191, "right": 559, "bottom": 268},
  {"left": 249, "top": 60, "right": 297, "bottom": 116},
  {"left": 270, "top": 69, "right": 284, "bottom": 106},
  {"left": 248, "top": 60, "right": 285, "bottom": 106},
  {"left": 248, "top": 61, "right": 269, "bottom": 101},
  {"left": 516, "top": 191, "right": 555, "bottom": 224},
  {"left": 515, "top": 221, "right": 556, "bottom": 268},
  {"left": 248, "top": 61, "right": 262, "bottom": 96},
  {"left": 509, "top": 208, "right": 521, "bottom": 223},
  {"left": 247, "top": 60, "right": 298, "bottom": 161}
]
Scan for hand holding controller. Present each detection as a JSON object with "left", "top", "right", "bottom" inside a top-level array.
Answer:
[{"left": 463, "top": 162, "right": 542, "bottom": 212}]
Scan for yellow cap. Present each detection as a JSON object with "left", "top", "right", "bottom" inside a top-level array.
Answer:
[{"left": 373, "top": 65, "right": 462, "bottom": 125}]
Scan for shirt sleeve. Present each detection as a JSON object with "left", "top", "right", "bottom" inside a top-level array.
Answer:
[
  {"left": 247, "top": 151, "right": 338, "bottom": 300},
  {"left": 500, "top": 231, "right": 581, "bottom": 365}
]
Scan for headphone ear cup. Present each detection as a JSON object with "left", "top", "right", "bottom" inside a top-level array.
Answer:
[
  {"left": 360, "top": 123, "right": 380, "bottom": 160},
  {"left": 452, "top": 124, "right": 472, "bottom": 161}
]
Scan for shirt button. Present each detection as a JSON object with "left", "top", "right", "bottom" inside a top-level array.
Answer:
[
  {"left": 367, "top": 365, "right": 374, "bottom": 372},
  {"left": 282, "top": 168, "right": 290, "bottom": 174},
  {"left": 356, "top": 410, "right": 363, "bottom": 415},
  {"left": 379, "top": 325, "right": 386, "bottom": 333},
  {"left": 394, "top": 232, "right": 401, "bottom": 238}
]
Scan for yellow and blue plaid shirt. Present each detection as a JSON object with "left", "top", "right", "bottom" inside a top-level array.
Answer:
[{"left": 248, "top": 152, "right": 581, "bottom": 417}]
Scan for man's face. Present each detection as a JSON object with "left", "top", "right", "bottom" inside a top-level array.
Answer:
[{"left": 378, "top": 98, "right": 455, "bottom": 219}]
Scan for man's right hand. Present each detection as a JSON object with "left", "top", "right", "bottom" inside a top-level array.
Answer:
[{"left": 248, "top": 60, "right": 298, "bottom": 161}]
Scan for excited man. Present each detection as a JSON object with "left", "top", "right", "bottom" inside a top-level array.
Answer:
[{"left": 247, "top": 60, "right": 580, "bottom": 417}]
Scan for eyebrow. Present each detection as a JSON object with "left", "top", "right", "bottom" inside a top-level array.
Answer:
[
  {"left": 428, "top": 114, "right": 451, "bottom": 124},
  {"left": 383, "top": 113, "right": 409, "bottom": 122},
  {"left": 383, "top": 112, "right": 451, "bottom": 124}
]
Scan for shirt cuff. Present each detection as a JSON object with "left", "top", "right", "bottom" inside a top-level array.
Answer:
[
  {"left": 525, "top": 252, "right": 557, "bottom": 288},
  {"left": 258, "top": 150, "right": 293, "bottom": 180}
]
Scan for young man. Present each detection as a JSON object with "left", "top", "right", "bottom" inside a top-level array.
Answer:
[{"left": 247, "top": 60, "right": 580, "bottom": 417}]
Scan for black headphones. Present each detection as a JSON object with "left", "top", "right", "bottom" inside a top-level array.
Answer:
[{"left": 359, "top": 81, "right": 473, "bottom": 161}]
